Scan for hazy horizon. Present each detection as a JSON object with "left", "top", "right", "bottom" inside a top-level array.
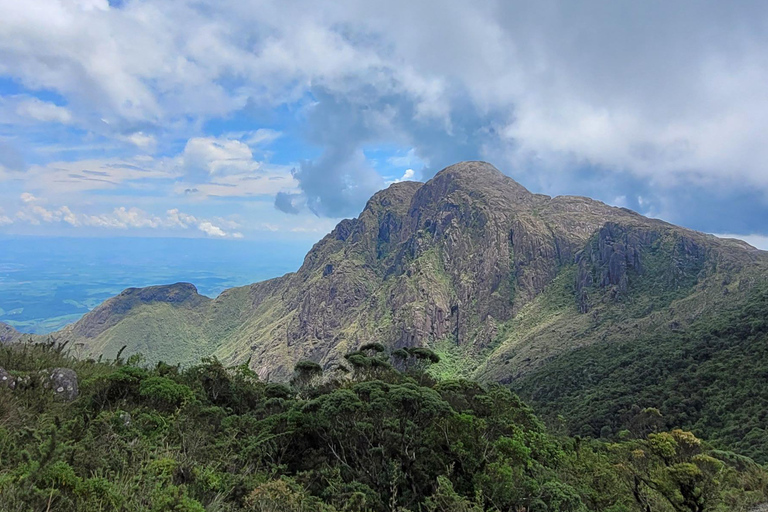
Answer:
[{"left": 0, "top": 235, "right": 317, "bottom": 334}]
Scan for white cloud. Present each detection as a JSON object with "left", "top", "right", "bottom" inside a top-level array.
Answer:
[
  {"left": 3, "top": 158, "right": 177, "bottom": 197},
  {"left": 2, "top": 1, "right": 768, "bottom": 234},
  {"left": 120, "top": 132, "right": 157, "bottom": 151},
  {"left": 20, "top": 192, "right": 38, "bottom": 203},
  {"left": 197, "top": 221, "right": 226, "bottom": 237},
  {"left": 59, "top": 205, "right": 79, "bottom": 226},
  {"left": 0, "top": 207, "right": 11, "bottom": 226},
  {"left": 8, "top": 197, "right": 244, "bottom": 238},
  {"left": 174, "top": 172, "right": 297, "bottom": 199},
  {"left": 166, "top": 208, "right": 197, "bottom": 228},
  {"left": 181, "top": 136, "right": 257, "bottom": 177},
  {"left": 231, "top": 129, "right": 282, "bottom": 147},
  {"left": 2, "top": 0, "right": 767, "bottom": 192},
  {"left": 15, "top": 97, "right": 72, "bottom": 124},
  {"left": 389, "top": 168, "right": 415, "bottom": 184}
]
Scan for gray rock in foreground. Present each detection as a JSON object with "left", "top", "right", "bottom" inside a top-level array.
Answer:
[{"left": 42, "top": 368, "right": 79, "bottom": 401}]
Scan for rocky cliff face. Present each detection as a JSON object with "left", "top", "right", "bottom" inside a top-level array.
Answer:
[
  {"left": 0, "top": 322, "right": 22, "bottom": 344},
  {"left": 52, "top": 161, "right": 768, "bottom": 381}
]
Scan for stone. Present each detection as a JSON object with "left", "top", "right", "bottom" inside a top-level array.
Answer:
[
  {"left": 46, "top": 368, "right": 78, "bottom": 401},
  {"left": 0, "top": 367, "right": 15, "bottom": 389}
]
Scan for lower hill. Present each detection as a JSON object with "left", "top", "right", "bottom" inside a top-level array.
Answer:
[
  {"left": 0, "top": 341, "right": 766, "bottom": 512},
  {"left": 45, "top": 161, "right": 768, "bottom": 461}
]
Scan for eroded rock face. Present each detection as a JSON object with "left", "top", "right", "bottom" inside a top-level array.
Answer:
[
  {"left": 575, "top": 223, "right": 655, "bottom": 312},
  {"left": 42, "top": 368, "right": 79, "bottom": 401},
  {"left": 1, "top": 366, "right": 79, "bottom": 400},
  {"left": 574, "top": 223, "right": 710, "bottom": 313}
]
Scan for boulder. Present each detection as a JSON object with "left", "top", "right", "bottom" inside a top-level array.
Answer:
[
  {"left": 0, "top": 367, "right": 15, "bottom": 389},
  {"left": 42, "top": 368, "right": 79, "bottom": 401}
]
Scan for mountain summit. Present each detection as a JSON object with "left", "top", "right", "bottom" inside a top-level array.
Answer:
[{"left": 55, "top": 161, "right": 768, "bottom": 383}]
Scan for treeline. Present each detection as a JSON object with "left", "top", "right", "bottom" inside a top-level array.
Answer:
[{"left": 0, "top": 341, "right": 766, "bottom": 511}]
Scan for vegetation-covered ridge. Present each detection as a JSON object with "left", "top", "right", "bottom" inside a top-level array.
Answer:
[
  {"left": 48, "top": 161, "right": 768, "bottom": 385},
  {"left": 0, "top": 341, "right": 767, "bottom": 511},
  {"left": 513, "top": 282, "right": 768, "bottom": 464}
]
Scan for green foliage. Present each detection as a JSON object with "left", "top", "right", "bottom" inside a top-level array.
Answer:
[
  {"left": 290, "top": 360, "right": 323, "bottom": 392},
  {"left": 514, "top": 285, "right": 768, "bottom": 463},
  {"left": 0, "top": 341, "right": 765, "bottom": 511},
  {"left": 139, "top": 376, "right": 195, "bottom": 409}
]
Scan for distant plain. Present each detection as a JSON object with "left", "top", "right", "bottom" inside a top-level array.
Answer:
[{"left": 0, "top": 236, "right": 313, "bottom": 334}]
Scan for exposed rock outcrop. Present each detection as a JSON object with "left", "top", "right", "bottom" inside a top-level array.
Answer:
[
  {"left": 42, "top": 368, "right": 79, "bottom": 401},
  {"left": 0, "top": 367, "right": 13, "bottom": 388},
  {"left": 1, "top": 366, "right": 79, "bottom": 401}
]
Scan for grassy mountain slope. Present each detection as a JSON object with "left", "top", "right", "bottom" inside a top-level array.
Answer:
[
  {"left": 512, "top": 283, "right": 768, "bottom": 462},
  {"left": 55, "top": 162, "right": 768, "bottom": 376},
  {"left": 48, "top": 162, "right": 768, "bottom": 459}
]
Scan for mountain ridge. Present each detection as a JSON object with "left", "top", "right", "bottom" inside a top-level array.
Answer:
[{"left": 50, "top": 162, "right": 767, "bottom": 384}]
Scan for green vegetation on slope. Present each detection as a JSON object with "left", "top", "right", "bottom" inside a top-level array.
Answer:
[
  {"left": 513, "top": 284, "right": 768, "bottom": 464},
  {"left": 0, "top": 342, "right": 766, "bottom": 511}
]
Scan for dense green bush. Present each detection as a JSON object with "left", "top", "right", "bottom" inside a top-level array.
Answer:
[{"left": 0, "top": 341, "right": 765, "bottom": 511}]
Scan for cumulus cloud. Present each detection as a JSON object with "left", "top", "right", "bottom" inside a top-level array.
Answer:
[
  {"left": 388, "top": 168, "right": 415, "bottom": 184},
  {"left": 197, "top": 221, "right": 226, "bottom": 237},
  {"left": 8, "top": 194, "right": 243, "bottom": 238},
  {"left": 20, "top": 192, "right": 37, "bottom": 203},
  {"left": 166, "top": 208, "right": 197, "bottom": 228},
  {"left": 15, "top": 97, "right": 72, "bottom": 124},
  {"left": 0, "top": 207, "right": 11, "bottom": 226},
  {"left": 2, "top": 0, "right": 768, "bottom": 233},
  {"left": 120, "top": 132, "right": 156, "bottom": 151},
  {"left": 181, "top": 137, "right": 256, "bottom": 178},
  {"left": 173, "top": 134, "right": 297, "bottom": 198}
]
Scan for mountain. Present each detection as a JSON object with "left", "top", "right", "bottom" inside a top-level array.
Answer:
[
  {"left": 56, "top": 161, "right": 767, "bottom": 374},
  {"left": 0, "top": 321, "right": 22, "bottom": 344},
  {"left": 50, "top": 161, "right": 768, "bottom": 457}
]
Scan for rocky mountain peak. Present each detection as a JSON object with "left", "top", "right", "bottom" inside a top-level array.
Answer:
[{"left": 50, "top": 161, "right": 768, "bottom": 383}]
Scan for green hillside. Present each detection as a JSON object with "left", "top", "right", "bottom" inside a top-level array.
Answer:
[{"left": 513, "top": 283, "right": 768, "bottom": 463}]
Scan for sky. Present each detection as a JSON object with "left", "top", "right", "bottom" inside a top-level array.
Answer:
[{"left": 1, "top": 0, "right": 767, "bottom": 249}]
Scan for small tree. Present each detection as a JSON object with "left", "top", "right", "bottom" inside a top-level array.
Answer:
[
  {"left": 392, "top": 347, "right": 441, "bottom": 376},
  {"left": 618, "top": 429, "right": 724, "bottom": 512},
  {"left": 344, "top": 350, "right": 393, "bottom": 381},
  {"left": 290, "top": 360, "right": 323, "bottom": 392}
]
